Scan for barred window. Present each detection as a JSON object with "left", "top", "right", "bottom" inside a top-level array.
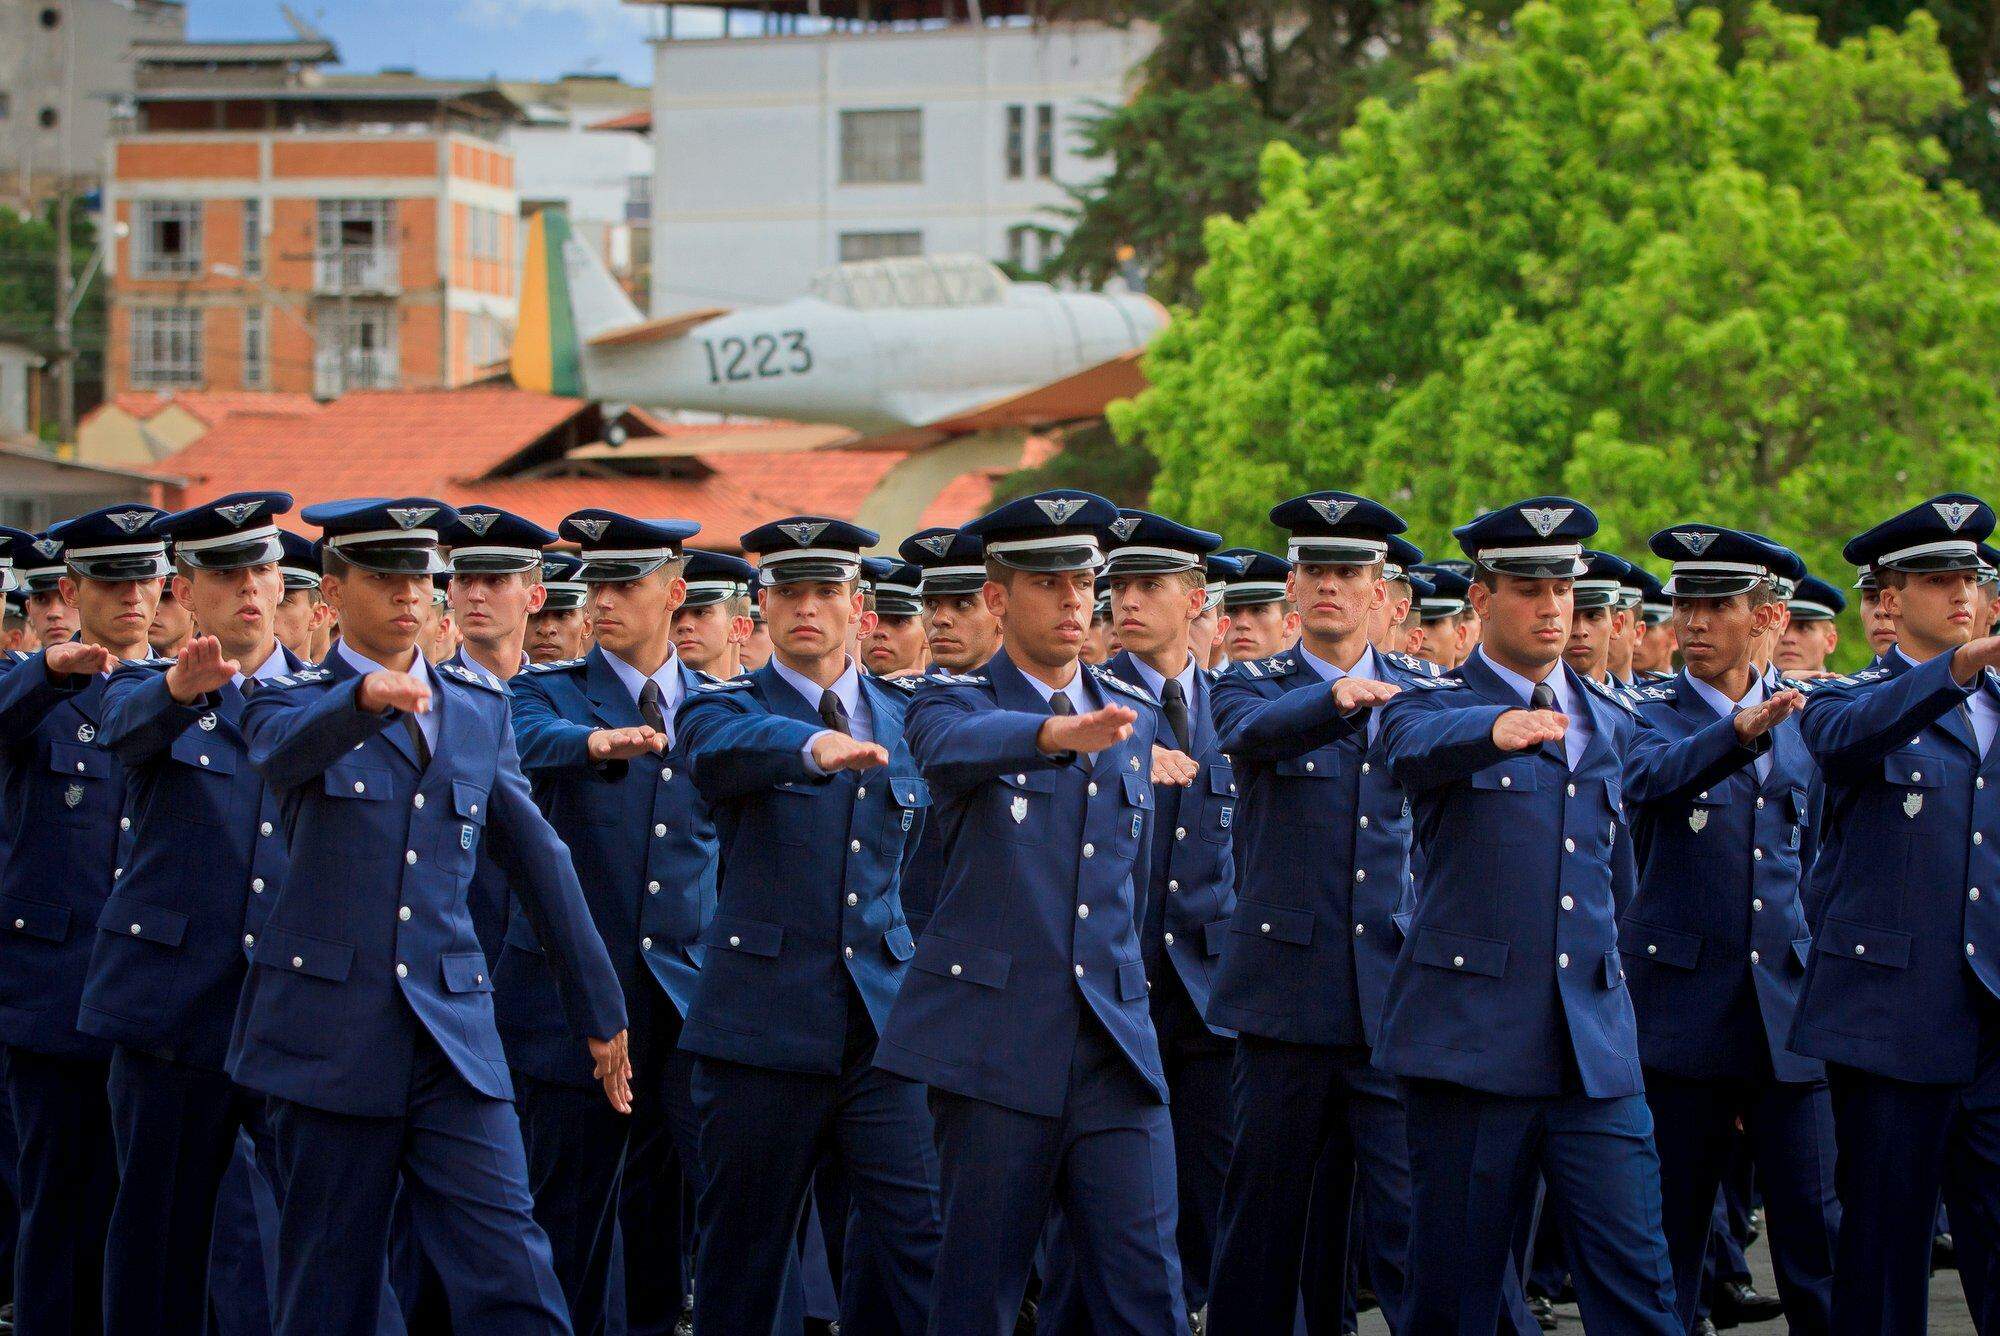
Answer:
[
  {"left": 242, "top": 198, "right": 263, "bottom": 278},
  {"left": 1034, "top": 103, "right": 1055, "bottom": 178},
  {"left": 839, "top": 231, "right": 923, "bottom": 263},
  {"left": 130, "top": 307, "right": 203, "bottom": 388},
  {"left": 242, "top": 307, "right": 266, "bottom": 390},
  {"left": 840, "top": 109, "right": 921, "bottom": 186},
  {"left": 135, "top": 200, "right": 203, "bottom": 279},
  {"left": 1004, "top": 105, "right": 1025, "bottom": 180}
]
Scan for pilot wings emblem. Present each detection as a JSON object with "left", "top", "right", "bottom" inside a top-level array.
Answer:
[
  {"left": 1035, "top": 498, "right": 1086, "bottom": 525},
  {"left": 108, "top": 510, "right": 153, "bottom": 535},
  {"left": 214, "top": 501, "right": 263, "bottom": 526},
  {"left": 31, "top": 539, "right": 59, "bottom": 559},
  {"left": 1109, "top": 517, "right": 1140, "bottom": 541},
  {"left": 458, "top": 511, "right": 499, "bottom": 536},
  {"left": 916, "top": 534, "right": 953, "bottom": 557},
  {"left": 386, "top": 507, "right": 438, "bottom": 531},
  {"left": 1676, "top": 531, "right": 1719, "bottom": 555},
  {"left": 1935, "top": 501, "right": 1979, "bottom": 532},
  {"left": 1307, "top": 498, "right": 1356, "bottom": 525},
  {"left": 1520, "top": 507, "right": 1573, "bottom": 538},
  {"left": 780, "top": 521, "right": 830, "bottom": 546},
  {"left": 570, "top": 518, "right": 610, "bottom": 541}
]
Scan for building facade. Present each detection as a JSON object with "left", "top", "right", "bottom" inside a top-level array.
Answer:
[
  {"left": 104, "top": 39, "right": 522, "bottom": 400},
  {"left": 501, "top": 74, "right": 654, "bottom": 302},
  {"left": 641, "top": 6, "right": 1151, "bottom": 315}
]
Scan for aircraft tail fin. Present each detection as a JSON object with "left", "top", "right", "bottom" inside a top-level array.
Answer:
[{"left": 513, "top": 207, "right": 642, "bottom": 396}]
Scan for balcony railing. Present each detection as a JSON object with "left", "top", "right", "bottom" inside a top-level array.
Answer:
[
  {"left": 313, "top": 246, "right": 401, "bottom": 295},
  {"left": 313, "top": 346, "right": 398, "bottom": 399}
]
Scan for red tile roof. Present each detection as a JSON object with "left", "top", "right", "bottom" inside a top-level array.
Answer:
[
  {"left": 451, "top": 476, "right": 782, "bottom": 552},
  {"left": 703, "top": 448, "right": 905, "bottom": 520},
  {"left": 588, "top": 108, "right": 652, "bottom": 133},
  {"left": 917, "top": 469, "right": 1000, "bottom": 528},
  {"left": 84, "top": 390, "right": 321, "bottom": 429}
]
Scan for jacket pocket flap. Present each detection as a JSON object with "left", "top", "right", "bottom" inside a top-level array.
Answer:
[
  {"left": 0, "top": 895, "right": 69, "bottom": 943},
  {"left": 254, "top": 927, "right": 354, "bottom": 983},
  {"left": 1820, "top": 917, "right": 1912, "bottom": 969},
  {"left": 1884, "top": 754, "right": 1942, "bottom": 788},
  {"left": 997, "top": 768, "right": 1059, "bottom": 794},
  {"left": 707, "top": 916, "right": 783, "bottom": 958},
  {"left": 1628, "top": 920, "right": 1703, "bottom": 970},
  {"left": 1602, "top": 948, "right": 1626, "bottom": 989},
  {"left": 1791, "top": 936, "right": 1813, "bottom": 967},
  {"left": 1121, "top": 771, "right": 1153, "bottom": 808},
  {"left": 1411, "top": 926, "right": 1509, "bottom": 978},
  {"left": 883, "top": 922, "right": 915, "bottom": 961},
  {"left": 324, "top": 764, "right": 391, "bottom": 801},
  {"left": 1117, "top": 959, "right": 1148, "bottom": 1002},
  {"left": 49, "top": 741, "right": 110, "bottom": 780},
  {"left": 1207, "top": 763, "right": 1237, "bottom": 797},
  {"left": 911, "top": 933, "right": 1010, "bottom": 988},
  {"left": 1785, "top": 785, "right": 1809, "bottom": 820},
  {"left": 440, "top": 951, "right": 493, "bottom": 993},
  {"left": 889, "top": 777, "right": 930, "bottom": 809},
  {"left": 168, "top": 734, "right": 238, "bottom": 775},
  {"left": 452, "top": 781, "right": 489, "bottom": 824},
  {"left": 1232, "top": 900, "right": 1314, "bottom": 947},
  {"left": 1470, "top": 763, "right": 1538, "bottom": 793},
  {"left": 1203, "top": 917, "right": 1231, "bottom": 957},
  {"left": 97, "top": 896, "right": 189, "bottom": 947}
]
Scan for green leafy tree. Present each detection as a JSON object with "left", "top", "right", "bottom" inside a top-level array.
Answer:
[
  {"left": 1117, "top": 0, "right": 2000, "bottom": 664},
  {"left": 0, "top": 203, "right": 105, "bottom": 431}
]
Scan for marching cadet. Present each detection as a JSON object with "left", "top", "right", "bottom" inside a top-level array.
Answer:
[
  {"left": 527, "top": 553, "right": 593, "bottom": 666},
  {"left": 1793, "top": 494, "right": 2000, "bottom": 1333},
  {"left": 1746, "top": 540, "right": 1806, "bottom": 687},
  {"left": 1085, "top": 576, "right": 1118, "bottom": 664},
  {"left": 149, "top": 577, "right": 195, "bottom": 658},
  {"left": 500, "top": 510, "right": 717, "bottom": 1336},
  {"left": 1777, "top": 576, "right": 1846, "bottom": 677},
  {"left": 1980, "top": 544, "right": 2000, "bottom": 636},
  {"left": 16, "top": 535, "right": 78, "bottom": 648},
  {"left": 1375, "top": 497, "right": 1680, "bottom": 1334},
  {"left": 670, "top": 548, "right": 757, "bottom": 679},
  {"left": 86, "top": 493, "right": 310, "bottom": 1335},
  {"left": 444, "top": 507, "right": 557, "bottom": 685},
  {"left": 1192, "top": 554, "right": 1236, "bottom": 671},
  {"left": 1561, "top": 549, "right": 1633, "bottom": 688},
  {"left": 0, "top": 506, "right": 165, "bottom": 1334},
  {"left": 1609, "top": 567, "right": 1648, "bottom": 689},
  {"left": 742, "top": 601, "right": 774, "bottom": 672},
  {"left": 1370, "top": 535, "right": 1424, "bottom": 655},
  {"left": 1203, "top": 492, "right": 1439, "bottom": 1331},
  {"left": 1854, "top": 567, "right": 1898, "bottom": 665},
  {"left": 674, "top": 516, "right": 941, "bottom": 1334},
  {"left": 1218, "top": 548, "right": 1298, "bottom": 663},
  {"left": 234, "top": 497, "right": 630, "bottom": 1336},
  {"left": 272, "top": 531, "right": 329, "bottom": 662},
  {"left": 886, "top": 491, "right": 1190, "bottom": 1336},
  {"left": 1619, "top": 524, "right": 1837, "bottom": 1334},
  {"left": 1415, "top": 562, "right": 1473, "bottom": 671},
  {"left": 899, "top": 524, "right": 1001, "bottom": 941},
  {"left": 419, "top": 575, "right": 459, "bottom": 665},
  {"left": 1091, "top": 509, "right": 1237, "bottom": 1329},
  {"left": 863, "top": 559, "right": 929, "bottom": 676},
  {"left": 1635, "top": 570, "right": 1678, "bottom": 679}
]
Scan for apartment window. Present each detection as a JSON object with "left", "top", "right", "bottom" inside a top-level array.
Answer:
[
  {"left": 1005, "top": 224, "right": 1060, "bottom": 273},
  {"left": 466, "top": 313, "right": 510, "bottom": 368},
  {"left": 134, "top": 200, "right": 203, "bottom": 279},
  {"left": 1034, "top": 103, "right": 1056, "bottom": 178},
  {"left": 626, "top": 173, "right": 651, "bottom": 223},
  {"left": 839, "top": 231, "right": 923, "bottom": 263},
  {"left": 129, "top": 307, "right": 203, "bottom": 388},
  {"left": 242, "top": 198, "right": 262, "bottom": 278},
  {"left": 1005, "top": 105, "right": 1025, "bottom": 180},
  {"left": 314, "top": 305, "right": 397, "bottom": 397},
  {"left": 839, "top": 109, "right": 922, "bottom": 185},
  {"left": 242, "top": 307, "right": 266, "bottom": 390},
  {"left": 316, "top": 199, "right": 396, "bottom": 293}
]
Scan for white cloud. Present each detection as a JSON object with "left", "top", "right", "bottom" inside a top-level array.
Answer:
[{"left": 458, "top": 0, "right": 652, "bottom": 43}]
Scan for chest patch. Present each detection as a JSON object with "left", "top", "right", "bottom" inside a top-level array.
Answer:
[
  {"left": 461, "top": 824, "right": 476, "bottom": 850},
  {"left": 64, "top": 783, "right": 84, "bottom": 808},
  {"left": 1009, "top": 795, "right": 1028, "bottom": 825},
  {"left": 1904, "top": 792, "right": 1924, "bottom": 819},
  {"left": 1688, "top": 809, "right": 1708, "bottom": 833},
  {"left": 75, "top": 723, "right": 94, "bottom": 744}
]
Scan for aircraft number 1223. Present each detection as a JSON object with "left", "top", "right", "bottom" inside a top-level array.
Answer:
[{"left": 700, "top": 330, "right": 813, "bottom": 384}]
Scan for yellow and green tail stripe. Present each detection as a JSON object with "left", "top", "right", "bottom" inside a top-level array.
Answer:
[{"left": 511, "top": 208, "right": 583, "bottom": 397}]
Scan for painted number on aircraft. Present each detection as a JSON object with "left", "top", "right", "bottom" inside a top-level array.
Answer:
[{"left": 702, "top": 331, "right": 813, "bottom": 384}]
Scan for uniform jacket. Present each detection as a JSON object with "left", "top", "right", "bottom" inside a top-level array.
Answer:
[
  {"left": 673, "top": 661, "right": 926, "bottom": 1074},
  {"left": 1375, "top": 654, "right": 1647, "bottom": 1098},
  {"left": 497, "top": 647, "right": 718, "bottom": 1087},
  {"left": 1794, "top": 650, "right": 2000, "bottom": 1083},
  {"left": 896, "top": 664, "right": 957, "bottom": 940},
  {"left": 233, "top": 650, "right": 627, "bottom": 1117},
  {"left": 879, "top": 650, "right": 1167, "bottom": 1117},
  {"left": 81, "top": 646, "right": 305, "bottom": 1070},
  {"left": 443, "top": 647, "right": 514, "bottom": 967},
  {"left": 1622, "top": 671, "right": 1822, "bottom": 1083},
  {"left": 1207, "top": 645, "right": 1432, "bottom": 1047},
  {"left": 0, "top": 650, "right": 131, "bottom": 1059},
  {"left": 1107, "top": 649, "right": 1235, "bottom": 1035}
]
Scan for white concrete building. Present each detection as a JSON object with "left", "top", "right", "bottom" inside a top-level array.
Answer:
[
  {"left": 636, "top": 5, "right": 1151, "bottom": 316},
  {"left": 501, "top": 74, "right": 654, "bottom": 294}
]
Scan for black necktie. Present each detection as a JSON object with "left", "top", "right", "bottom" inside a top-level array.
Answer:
[
  {"left": 404, "top": 711, "right": 431, "bottom": 770},
  {"left": 1531, "top": 681, "right": 1556, "bottom": 711},
  {"left": 1049, "top": 691, "right": 1075, "bottom": 718},
  {"left": 639, "top": 679, "right": 667, "bottom": 736},
  {"left": 819, "top": 688, "right": 851, "bottom": 736},
  {"left": 1160, "top": 677, "right": 1191, "bottom": 751}
]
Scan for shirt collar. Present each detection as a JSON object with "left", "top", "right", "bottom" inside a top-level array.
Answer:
[
  {"left": 1298, "top": 641, "right": 1378, "bottom": 685},
  {"left": 336, "top": 638, "right": 431, "bottom": 691},
  {"left": 1014, "top": 659, "right": 1092, "bottom": 714},
  {"left": 1476, "top": 648, "right": 1569, "bottom": 712},
  {"left": 771, "top": 653, "right": 865, "bottom": 721},
  {"left": 233, "top": 642, "right": 293, "bottom": 689},
  {"left": 602, "top": 646, "right": 684, "bottom": 711},
  {"left": 1685, "top": 668, "right": 1766, "bottom": 719},
  {"left": 1129, "top": 651, "right": 1198, "bottom": 703}
]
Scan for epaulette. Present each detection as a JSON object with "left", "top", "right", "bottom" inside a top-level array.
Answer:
[
  {"left": 694, "top": 669, "right": 722, "bottom": 686},
  {"left": 1584, "top": 675, "right": 1639, "bottom": 715},
  {"left": 522, "top": 657, "right": 586, "bottom": 675},
  {"left": 920, "top": 672, "right": 987, "bottom": 688},
  {"left": 1088, "top": 664, "right": 1156, "bottom": 704},
  {"left": 1633, "top": 682, "right": 1678, "bottom": 703},
  {"left": 135, "top": 655, "right": 174, "bottom": 670},
  {"left": 264, "top": 667, "right": 333, "bottom": 690},
  {"left": 1383, "top": 651, "right": 1436, "bottom": 678},
  {"left": 872, "top": 673, "right": 921, "bottom": 693},
  {"left": 437, "top": 661, "right": 504, "bottom": 693},
  {"left": 694, "top": 677, "right": 755, "bottom": 692},
  {"left": 1401, "top": 673, "right": 1462, "bottom": 691},
  {"left": 1806, "top": 666, "right": 1889, "bottom": 692}
]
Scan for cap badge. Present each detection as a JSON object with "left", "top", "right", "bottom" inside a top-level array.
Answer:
[
  {"left": 459, "top": 512, "right": 498, "bottom": 536},
  {"left": 1034, "top": 497, "right": 1086, "bottom": 525},
  {"left": 1935, "top": 501, "right": 1979, "bottom": 532},
  {"left": 1109, "top": 517, "right": 1141, "bottom": 541},
  {"left": 1676, "top": 531, "right": 1719, "bottom": 555},
  {"left": 215, "top": 501, "right": 263, "bottom": 527},
  {"left": 31, "top": 540, "right": 59, "bottom": 559},
  {"left": 570, "top": 518, "right": 610, "bottom": 541},
  {"left": 1306, "top": 498, "right": 1357, "bottom": 526},
  {"left": 1520, "top": 506, "right": 1573, "bottom": 538},
  {"left": 780, "top": 520, "right": 830, "bottom": 545},
  {"left": 386, "top": 507, "right": 437, "bottom": 531},
  {"left": 107, "top": 510, "right": 153, "bottom": 535},
  {"left": 915, "top": 534, "right": 953, "bottom": 557}
]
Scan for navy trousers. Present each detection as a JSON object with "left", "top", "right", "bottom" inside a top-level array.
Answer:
[
  {"left": 207, "top": 1131, "right": 281, "bottom": 1336},
  {"left": 926, "top": 1018, "right": 1185, "bottom": 1336},
  {"left": 1401, "top": 1079, "right": 1679, "bottom": 1336},
  {"left": 2, "top": 1046, "right": 116, "bottom": 1336},
  {"left": 1827, "top": 1050, "right": 2000, "bottom": 1335},
  {"left": 1207, "top": 1037, "right": 1412, "bottom": 1333},
  {"left": 689, "top": 995, "right": 940, "bottom": 1335},
  {"left": 264, "top": 1028, "right": 570, "bottom": 1336},
  {"left": 1646, "top": 1070, "right": 1838, "bottom": 1334},
  {"left": 518, "top": 1036, "right": 700, "bottom": 1336}
]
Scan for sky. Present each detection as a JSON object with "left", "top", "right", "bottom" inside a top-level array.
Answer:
[{"left": 184, "top": 0, "right": 735, "bottom": 85}]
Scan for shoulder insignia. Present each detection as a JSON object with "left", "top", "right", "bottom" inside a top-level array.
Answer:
[
  {"left": 1088, "top": 665, "right": 1155, "bottom": 703},
  {"left": 266, "top": 667, "right": 333, "bottom": 691},
  {"left": 872, "top": 673, "right": 921, "bottom": 693},
  {"left": 1240, "top": 659, "right": 1262, "bottom": 678},
  {"left": 1259, "top": 656, "right": 1297, "bottom": 678},
  {"left": 1402, "top": 673, "right": 1462, "bottom": 691},
  {"left": 1383, "top": 651, "right": 1438, "bottom": 678},
  {"left": 438, "top": 662, "right": 504, "bottom": 693},
  {"left": 695, "top": 678, "right": 754, "bottom": 692},
  {"left": 920, "top": 672, "right": 988, "bottom": 688},
  {"left": 522, "top": 657, "right": 586, "bottom": 675}
]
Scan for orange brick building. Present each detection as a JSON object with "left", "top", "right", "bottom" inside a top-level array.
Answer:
[{"left": 105, "top": 37, "right": 521, "bottom": 400}]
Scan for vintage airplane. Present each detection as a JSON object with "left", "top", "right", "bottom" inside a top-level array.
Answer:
[{"left": 510, "top": 208, "right": 1169, "bottom": 449}]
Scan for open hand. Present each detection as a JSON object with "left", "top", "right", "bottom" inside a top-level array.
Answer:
[
  {"left": 588, "top": 726, "right": 666, "bottom": 762},
  {"left": 165, "top": 635, "right": 240, "bottom": 704},
  {"left": 1334, "top": 677, "right": 1401, "bottom": 713},
  {"left": 1038, "top": 704, "right": 1136, "bottom": 755},
  {"left": 811, "top": 732, "right": 890, "bottom": 773},
  {"left": 1151, "top": 745, "right": 1199, "bottom": 786},
  {"left": 589, "top": 1031, "right": 633, "bottom": 1114},
  {"left": 44, "top": 640, "right": 112, "bottom": 680},
  {"left": 1492, "top": 708, "right": 1569, "bottom": 752},
  {"left": 357, "top": 670, "right": 431, "bottom": 717},
  {"left": 1733, "top": 689, "right": 1805, "bottom": 743},
  {"left": 1955, "top": 635, "right": 2000, "bottom": 683}
]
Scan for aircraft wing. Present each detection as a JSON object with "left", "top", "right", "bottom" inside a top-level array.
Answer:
[
  {"left": 843, "top": 350, "right": 1151, "bottom": 451},
  {"left": 586, "top": 306, "right": 733, "bottom": 348}
]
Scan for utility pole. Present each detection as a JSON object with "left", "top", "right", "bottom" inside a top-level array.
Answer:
[{"left": 52, "top": 184, "right": 73, "bottom": 442}]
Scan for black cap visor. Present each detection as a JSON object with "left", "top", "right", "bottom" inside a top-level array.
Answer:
[
  {"left": 180, "top": 532, "right": 286, "bottom": 572},
  {"left": 331, "top": 540, "right": 448, "bottom": 576},
  {"left": 761, "top": 556, "right": 860, "bottom": 586},
  {"left": 577, "top": 553, "right": 678, "bottom": 584},
  {"left": 68, "top": 551, "right": 171, "bottom": 582}
]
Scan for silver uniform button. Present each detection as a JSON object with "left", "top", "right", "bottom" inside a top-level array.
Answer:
[
  {"left": 120, "top": 817, "right": 130, "bottom": 831},
  {"left": 243, "top": 934, "right": 254, "bottom": 947},
  {"left": 663, "top": 768, "right": 673, "bottom": 781},
  {"left": 1646, "top": 944, "right": 1657, "bottom": 954},
  {"left": 1753, "top": 898, "right": 1763, "bottom": 911},
  {"left": 1175, "top": 826, "right": 1186, "bottom": 840},
  {"left": 1164, "top": 933, "right": 1175, "bottom": 946},
  {"left": 1566, "top": 783, "right": 1577, "bottom": 797},
  {"left": 648, "top": 881, "right": 660, "bottom": 894},
  {"left": 654, "top": 824, "right": 667, "bottom": 837},
  {"left": 850, "top": 839, "right": 861, "bottom": 853},
  {"left": 1751, "top": 950, "right": 1760, "bottom": 963},
  {"left": 1558, "top": 953, "right": 1570, "bottom": 968},
  {"left": 1500, "top": 775, "right": 1512, "bottom": 788},
  {"left": 399, "top": 907, "right": 411, "bottom": 921},
  {"left": 1564, "top": 837, "right": 1576, "bottom": 853},
  {"left": 75, "top": 761, "right": 84, "bottom": 772},
  {"left": 405, "top": 850, "right": 417, "bottom": 865},
  {"left": 395, "top": 962, "right": 407, "bottom": 978},
  {"left": 260, "top": 821, "right": 273, "bottom": 836},
  {"left": 1560, "top": 895, "right": 1574, "bottom": 911},
  {"left": 1167, "top": 880, "right": 1179, "bottom": 892},
  {"left": 644, "top": 937, "right": 654, "bottom": 950},
  {"left": 1855, "top": 943, "right": 1866, "bottom": 955},
  {"left": 354, "top": 781, "right": 365, "bottom": 793},
  {"left": 1015, "top": 774, "right": 1027, "bottom": 784},
  {"left": 1082, "top": 843, "right": 1095, "bottom": 858},
  {"left": 129, "top": 924, "right": 141, "bottom": 935},
  {"left": 844, "top": 946, "right": 854, "bottom": 958},
  {"left": 1354, "top": 867, "right": 1366, "bottom": 881},
  {"left": 294, "top": 956, "right": 306, "bottom": 968},
  {"left": 1453, "top": 955, "right": 1465, "bottom": 967},
  {"left": 199, "top": 755, "right": 209, "bottom": 766},
  {"left": 1756, "top": 796, "right": 1765, "bottom": 809},
  {"left": 950, "top": 964, "right": 963, "bottom": 976},
  {"left": 728, "top": 935, "right": 741, "bottom": 947},
  {"left": 1753, "top": 848, "right": 1764, "bottom": 860},
  {"left": 1077, "top": 904, "right": 1090, "bottom": 918},
  {"left": 856, "top": 786, "right": 866, "bottom": 799},
  {"left": 1073, "top": 964, "right": 1084, "bottom": 978},
  {"left": 413, "top": 794, "right": 424, "bottom": 809},
  {"left": 847, "top": 893, "right": 859, "bottom": 906},
  {"left": 1260, "top": 922, "right": 1272, "bottom": 934},
  {"left": 251, "top": 878, "right": 264, "bottom": 893},
  {"left": 1361, "top": 762, "right": 1370, "bottom": 775},
  {"left": 1087, "top": 782, "right": 1098, "bottom": 796},
  {"left": 1358, "top": 816, "right": 1369, "bottom": 829},
  {"left": 1354, "top": 923, "right": 1365, "bottom": 936}
]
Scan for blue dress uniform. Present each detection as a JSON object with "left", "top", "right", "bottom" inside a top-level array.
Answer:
[
  {"left": 1620, "top": 525, "right": 1839, "bottom": 1333},
  {"left": 1201, "top": 492, "right": 1432, "bottom": 1333},
  {"left": 674, "top": 516, "right": 941, "bottom": 1336},
  {"left": 233, "top": 498, "right": 628, "bottom": 1336},
  {"left": 84, "top": 493, "right": 310, "bottom": 1335},
  {"left": 497, "top": 511, "right": 718, "bottom": 1336},
  {"left": 1794, "top": 495, "right": 2000, "bottom": 1333},
  {"left": 0, "top": 508, "right": 165, "bottom": 1336},
  {"left": 1375, "top": 498, "right": 1679, "bottom": 1335},
  {"left": 880, "top": 491, "right": 1188, "bottom": 1336}
]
